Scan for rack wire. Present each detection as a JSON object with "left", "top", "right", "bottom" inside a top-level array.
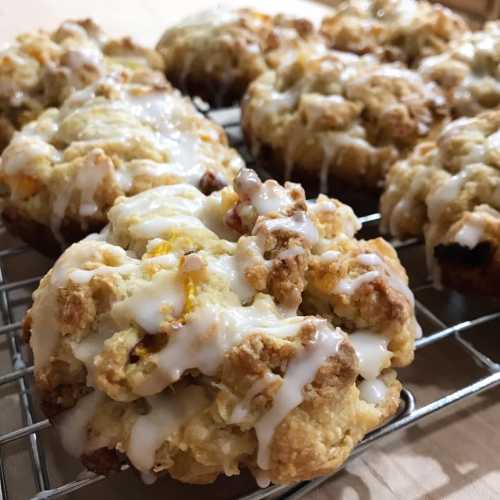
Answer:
[{"left": 0, "top": 106, "right": 499, "bottom": 500}]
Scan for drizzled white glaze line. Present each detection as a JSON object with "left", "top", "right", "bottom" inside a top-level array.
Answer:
[
  {"left": 134, "top": 299, "right": 310, "bottom": 397},
  {"left": 256, "top": 212, "right": 319, "bottom": 245},
  {"left": 357, "top": 252, "right": 415, "bottom": 307},
  {"left": 349, "top": 331, "right": 391, "bottom": 381},
  {"left": 229, "top": 372, "right": 280, "bottom": 425},
  {"left": 427, "top": 171, "right": 468, "bottom": 224},
  {"left": 56, "top": 390, "right": 106, "bottom": 458},
  {"left": 359, "top": 378, "right": 388, "bottom": 405},
  {"left": 335, "top": 270, "right": 380, "bottom": 295},
  {"left": 112, "top": 269, "right": 185, "bottom": 334},
  {"left": 237, "top": 169, "right": 293, "bottom": 216},
  {"left": 455, "top": 216, "right": 485, "bottom": 249},
  {"left": 320, "top": 250, "right": 340, "bottom": 263},
  {"left": 277, "top": 247, "right": 305, "bottom": 260},
  {"left": 255, "top": 323, "right": 343, "bottom": 470},
  {"left": 128, "top": 386, "right": 208, "bottom": 471}
]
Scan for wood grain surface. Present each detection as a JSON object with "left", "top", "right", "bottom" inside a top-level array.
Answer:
[{"left": 0, "top": 2, "right": 499, "bottom": 500}]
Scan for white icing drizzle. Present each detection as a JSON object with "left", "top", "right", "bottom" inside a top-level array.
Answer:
[
  {"left": 455, "top": 215, "right": 485, "bottom": 249},
  {"left": 132, "top": 297, "right": 313, "bottom": 397},
  {"left": 387, "top": 167, "right": 427, "bottom": 238},
  {"left": 237, "top": 169, "right": 293, "bottom": 216},
  {"left": 127, "top": 386, "right": 208, "bottom": 471},
  {"left": 68, "top": 259, "right": 138, "bottom": 284},
  {"left": 30, "top": 240, "right": 118, "bottom": 371},
  {"left": 255, "top": 469, "right": 271, "bottom": 489},
  {"left": 335, "top": 270, "right": 380, "bottom": 295},
  {"left": 426, "top": 171, "right": 468, "bottom": 224},
  {"left": 320, "top": 250, "right": 340, "bottom": 264},
  {"left": 130, "top": 215, "right": 208, "bottom": 240},
  {"left": 349, "top": 331, "right": 392, "bottom": 381},
  {"left": 56, "top": 390, "right": 106, "bottom": 458},
  {"left": 50, "top": 150, "right": 113, "bottom": 244},
  {"left": 255, "top": 212, "right": 319, "bottom": 245},
  {"left": 255, "top": 322, "right": 343, "bottom": 470},
  {"left": 229, "top": 372, "right": 280, "bottom": 425},
  {"left": 112, "top": 270, "right": 186, "bottom": 334},
  {"left": 277, "top": 247, "right": 305, "bottom": 260},
  {"left": 140, "top": 471, "right": 158, "bottom": 485},
  {"left": 359, "top": 378, "right": 388, "bottom": 405},
  {"left": 319, "top": 139, "right": 334, "bottom": 195},
  {"left": 356, "top": 253, "right": 415, "bottom": 307},
  {"left": 108, "top": 184, "right": 231, "bottom": 242},
  {"left": 206, "top": 253, "right": 255, "bottom": 303}
]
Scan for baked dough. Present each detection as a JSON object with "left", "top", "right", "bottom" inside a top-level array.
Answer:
[
  {"left": 0, "top": 19, "right": 164, "bottom": 151},
  {"left": 156, "top": 8, "right": 323, "bottom": 107},
  {"left": 241, "top": 50, "right": 447, "bottom": 192},
  {"left": 419, "top": 21, "right": 500, "bottom": 117},
  {"left": 25, "top": 170, "right": 418, "bottom": 486},
  {"left": 380, "top": 110, "right": 500, "bottom": 295},
  {"left": 321, "top": 0, "right": 468, "bottom": 67},
  {"left": 0, "top": 74, "right": 243, "bottom": 256}
]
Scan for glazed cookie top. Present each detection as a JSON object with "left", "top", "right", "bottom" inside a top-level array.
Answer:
[
  {"left": 380, "top": 110, "right": 500, "bottom": 276},
  {"left": 0, "top": 74, "right": 243, "bottom": 248},
  {"left": 156, "top": 8, "right": 324, "bottom": 105},
  {"left": 26, "top": 170, "right": 418, "bottom": 485},
  {"left": 321, "top": 0, "right": 468, "bottom": 67},
  {"left": 419, "top": 21, "right": 500, "bottom": 117},
  {"left": 0, "top": 19, "right": 164, "bottom": 143},
  {"left": 241, "top": 51, "right": 447, "bottom": 189}
]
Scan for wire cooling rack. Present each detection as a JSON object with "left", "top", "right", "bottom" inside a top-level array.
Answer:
[{"left": 0, "top": 106, "right": 499, "bottom": 500}]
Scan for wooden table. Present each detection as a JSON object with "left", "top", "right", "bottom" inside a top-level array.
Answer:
[{"left": 0, "top": 2, "right": 499, "bottom": 500}]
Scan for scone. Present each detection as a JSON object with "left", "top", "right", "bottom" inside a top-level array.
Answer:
[
  {"left": 380, "top": 110, "right": 500, "bottom": 296},
  {"left": 156, "top": 8, "right": 324, "bottom": 107},
  {"left": 0, "top": 74, "right": 243, "bottom": 257},
  {"left": 0, "top": 19, "right": 165, "bottom": 151},
  {"left": 25, "top": 170, "right": 418, "bottom": 486},
  {"left": 419, "top": 22, "right": 500, "bottom": 117},
  {"left": 321, "top": 0, "right": 468, "bottom": 67},
  {"left": 241, "top": 51, "right": 447, "bottom": 193}
]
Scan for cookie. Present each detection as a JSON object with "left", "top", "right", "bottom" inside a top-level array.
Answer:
[
  {"left": 156, "top": 8, "right": 323, "bottom": 107},
  {"left": 0, "top": 74, "right": 243, "bottom": 256},
  {"left": 26, "top": 170, "right": 418, "bottom": 486},
  {"left": 0, "top": 19, "right": 165, "bottom": 151},
  {"left": 380, "top": 110, "right": 500, "bottom": 295},
  {"left": 241, "top": 50, "right": 447, "bottom": 193},
  {"left": 419, "top": 21, "right": 500, "bottom": 117},
  {"left": 321, "top": 0, "right": 468, "bottom": 67}
]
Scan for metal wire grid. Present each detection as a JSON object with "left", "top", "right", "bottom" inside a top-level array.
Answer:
[{"left": 0, "top": 106, "right": 498, "bottom": 500}]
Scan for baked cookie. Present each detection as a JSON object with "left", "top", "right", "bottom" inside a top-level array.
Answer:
[
  {"left": 156, "top": 8, "right": 323, "bottom": 107},
  {"left": 380, "top": 110, "right": 500, "bottom": 296},
  {"left": 0, "top": 74, "right": 243, "bottom": 256},
  {"left": 419, "top": 21, "right": 500, "bottom": 117},
  {"left": 241, "top": 51, "right": 447, "bottom": 193},
  {"left": 0, "top": 19, "right": 165, "bottom": 152},
  {"left": 25, "top": 170, "right": 418, "bottom": 486},
  {"left": 320, "top": 0, "right": 468, "bottom": 67}
]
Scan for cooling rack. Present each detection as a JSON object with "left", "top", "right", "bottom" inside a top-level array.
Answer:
[{"left": 0, "top": 106, "right": 499, "bottom": 500}]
